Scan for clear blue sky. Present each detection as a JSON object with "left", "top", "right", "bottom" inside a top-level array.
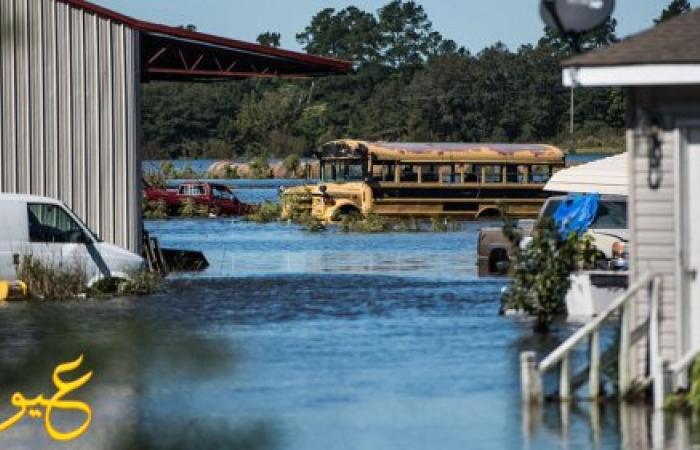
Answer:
[{"left": 95, "top": 0, "right": 699, "bottom": 53}]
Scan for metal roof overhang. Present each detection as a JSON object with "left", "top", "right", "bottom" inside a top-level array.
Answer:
[
  {"left": 60, "top": 0, "right": 352, "bottom": 81},
  {"left": 545, "top": 153, "right": 628, "bottom": 196}
]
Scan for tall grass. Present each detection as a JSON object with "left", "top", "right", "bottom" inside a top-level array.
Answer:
[
  {"left": 17, "top": 255, "right": 161, "bottom": 300},
  {"left": 17, "top": 256, "right": 87, "bottom": 300},
  {"left": 244, "top": 202, "right": 281, "bottom": 223}
]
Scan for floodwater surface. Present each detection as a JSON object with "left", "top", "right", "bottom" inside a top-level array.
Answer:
[{"left": 0, "top": 181, "right": 667, "bottom": 450}]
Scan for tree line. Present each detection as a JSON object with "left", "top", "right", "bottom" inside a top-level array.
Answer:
[{"left": 142, "top": 0, "right": 692, "bottom": 160}]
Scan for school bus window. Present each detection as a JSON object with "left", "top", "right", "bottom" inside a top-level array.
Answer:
[
  {"left": 321, "top": 160, "right": 365, "bottom": 182},
  {"left": 530, "top": 165, "right": 552, "bottom": 183},
  {"left": 440, "top": 165, "right": 460, "bottom": 184},
  {"left": 342, "top": 161, "right": 364, "bottom": 181},
  {"left": 422, "top": 165, "right": 439, "bottom": 183},
  {"left": 380, "top": 163, "right": 396, "bottom": 182},
  {"left": 464, "top": 165, "right": 480, "bottom": 183},
  {"left": 399, "top": 165, "right": 419, "bottom": 182},
  {"left": 506, "top": 165, "right": 529, "bottom": 183},
  {"left": 483, "top": 165, "right": 503, "bottom": 183}
]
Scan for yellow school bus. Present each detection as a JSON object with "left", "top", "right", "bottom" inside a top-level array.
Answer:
[{"left": 281, "top": 140, "right": 565, "bottom": 221}]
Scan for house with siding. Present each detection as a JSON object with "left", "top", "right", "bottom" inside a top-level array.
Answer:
[
  {"left": 521, "top": 9, "right": 700, "bottom": 410},
  {"left": 563, "top": 8, "right": 700, "bottom": 401}
]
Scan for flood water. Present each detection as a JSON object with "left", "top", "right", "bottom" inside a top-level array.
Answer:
[{"left": 0, "top": 181, "right": 683, "bottom": 449}]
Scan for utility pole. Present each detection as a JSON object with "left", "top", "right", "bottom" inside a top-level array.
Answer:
[
  {"left": 569, "top": 86, "right": 576, "bottom": 154},
  {"left": 570, "top": 86, "right": 574, "bottom": 135}
]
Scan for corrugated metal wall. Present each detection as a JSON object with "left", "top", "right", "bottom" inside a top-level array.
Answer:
[{"left": 0, "top": 0, "right": 141, "bottom": 252}]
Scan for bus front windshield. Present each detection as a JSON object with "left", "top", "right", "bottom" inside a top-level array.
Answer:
[{"left": 321, "top": 159, "right": 365, "bottom": 182}]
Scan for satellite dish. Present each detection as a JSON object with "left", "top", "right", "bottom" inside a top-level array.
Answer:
[{"left": 540, "top": 0, "right": 615, "bottom": 34}]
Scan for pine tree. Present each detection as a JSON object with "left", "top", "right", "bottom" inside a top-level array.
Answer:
[{"left": 655, "top": 0, "right": 692, "bottom": 24}]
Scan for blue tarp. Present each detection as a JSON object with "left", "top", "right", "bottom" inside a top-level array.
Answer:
[{"left": 552, "top": 193, "right": 600, "bottom": 239}]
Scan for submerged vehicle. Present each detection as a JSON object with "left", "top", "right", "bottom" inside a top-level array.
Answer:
[
  {"left": 281, "top": 140, "right": 566, "bottom": 222},
  {"left": 144, "top": 181, "right": 255, "bottom": 216},
  {"left": 478, "top": 153, "right": 629, "bottom": 276},
  {"left": 0, "top": 194, "right": 144, "bottom": 287},
  {"left": 478, "top": 194, "right": 628, "bottom": 275}
]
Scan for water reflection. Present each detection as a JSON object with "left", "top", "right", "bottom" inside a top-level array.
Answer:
[{"left": 522, "top": 401, "right": 700, "bottom": 450}]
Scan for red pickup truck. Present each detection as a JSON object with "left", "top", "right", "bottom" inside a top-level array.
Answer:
[{"left": 144, "top": 181, "right": 255, "bottom": 216}]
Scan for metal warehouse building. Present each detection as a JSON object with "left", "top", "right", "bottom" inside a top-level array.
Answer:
[{"left": 0, "top": 0, "right": 349, "bottom": 251}]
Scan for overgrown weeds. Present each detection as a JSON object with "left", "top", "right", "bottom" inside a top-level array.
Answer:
[
  {"left": 341, "top": 213, "right": 387, "bottom": 233},
  {"left": 17, "top": 255, "right": 162, "bottom": 300},
  {"left": 665, "top": 357, "right": 700, "bottom": 414},
  {"left": 143, "top": 199, "right": 169, "bottom": 219},
  {"left": 244, "top": 202, "right": 282, "bottom": 223},
  {"left": 17, "top": 256, "right": 87, "bottom": 300},
  {"left": 90, "top": 271, "right": 163, "bottom": 297}
]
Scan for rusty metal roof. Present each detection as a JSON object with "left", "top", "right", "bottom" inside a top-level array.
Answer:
[
  {"left": 60, "top": 0, "right": 352, "bottom": 80},
  {"left": 564, "top": 8, "right": 700, "bottom": 67},
  {"left": 322, "top": 140, "right": 565, "bottom": 163}
]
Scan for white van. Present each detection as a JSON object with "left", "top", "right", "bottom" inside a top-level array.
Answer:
[{"left": 0, "top": 194, "right": 144, "bottom": 286}]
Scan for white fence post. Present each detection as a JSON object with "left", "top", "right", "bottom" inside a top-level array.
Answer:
[
  {"left": 650, "top": 276, "right": 666, "bottom": 410},
  {"left": 560, "top": 355, "right": 571, "bottom": 401},
  {"left": 521, "top": 351, "right": 543, "bottom": 404},
  {"left": 590, "top": 329, "right": 601, "bottom": 399}
]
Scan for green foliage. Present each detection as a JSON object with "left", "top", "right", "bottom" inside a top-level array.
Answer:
[
  {"left": 143, "top": 199, "right": 169, "bottom": 219},
  {"left": 179, "top": 198, "right": 198, "bottom": 217},
  {"left": 248, "top": 156, "right": 272, "bottom": 179},
  {"left": 341, "top": 213, "right": 387, "bottom": 233},
  {"left": 257, "top": 31, "right": 281, "bottom": 47},
  {"left": 89, "top": 271, "right": 163, "bottom": 297},
  {"left": 245, "top": 202, "right": 282, "bottom": 223},
  {"left": 17, "top": 255, "right": 87, "bottom": 300},
  {"left": 305, "top": 217, "right": 326, "bottom": 232},
  {"left": 665, "top": 357, "right": 700, "bottom": 413},
  {"left": 297, "top": 7, "right": 382, "bottom": 66},
  {"left": 502, "top": 218, "right": 602, "bottom": 332},
  {"left": 656, "top": 0, "right": 691, "bottom": 24},
  {"left": 116, "top": 271, "right": 163, "bottom": 296},
  {"left": 144, "top": 172, "right": 167, "bottom": 189},
  {"left": 142, "top": 1, "right": 626, "bottom": 160},
  {"left": 282, "top": 154, "right": 301, "bottom": 177}
]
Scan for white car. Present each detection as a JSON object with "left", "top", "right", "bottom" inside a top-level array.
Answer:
[{"left": 0, "top": 194, "right": 144, "bottom": 287}]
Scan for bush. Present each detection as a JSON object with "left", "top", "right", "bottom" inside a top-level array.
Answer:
[
  {"left": 244, "top": 202, "right": 282, "bottom": 223},
  {"left": 179, "top": 198, "right": 198, "bottom": 217},
  {"left": 394, "top": 217, "right": 421, "bottom": 232},
  {"left": 305, "top": 217, "right": 326, "bottom": 232},
  {"left": 117, "top": 271, "right": 163, "bottom": 296},
  {"left": 501, "top": 218, "right": 601, "bottom": 332},
  {"left": 144, "top": 172, "right": 167, "bottom": 189},
  {"left": 249, "top": 156, "right": 272, "bottom": 179},
  {"left": 281, "top": 188, "right": 313, "bottom": 221},
  {"left": 143, "top": 199, "right": 169, "bottom": 219},
  {"left": 17, "top": 256, "right": 87, "bottom": 300},
  {"left": 282, "top": 154, "right": 301, "bottom": 178}
]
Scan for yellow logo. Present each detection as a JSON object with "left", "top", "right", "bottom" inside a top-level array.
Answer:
[{"left": 0, "top": 355, "right": 93, "bottom": 441}]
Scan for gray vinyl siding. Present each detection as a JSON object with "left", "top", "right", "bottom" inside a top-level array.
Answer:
[
  {"left": 627, "top": 125, "right": 678, "bottom": 378},
  {"left": 0, "top": 0, "right": 141, "bottom": 252},
  {"left": 627, "top": 86, "right": 700, "bottom": 380}
]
